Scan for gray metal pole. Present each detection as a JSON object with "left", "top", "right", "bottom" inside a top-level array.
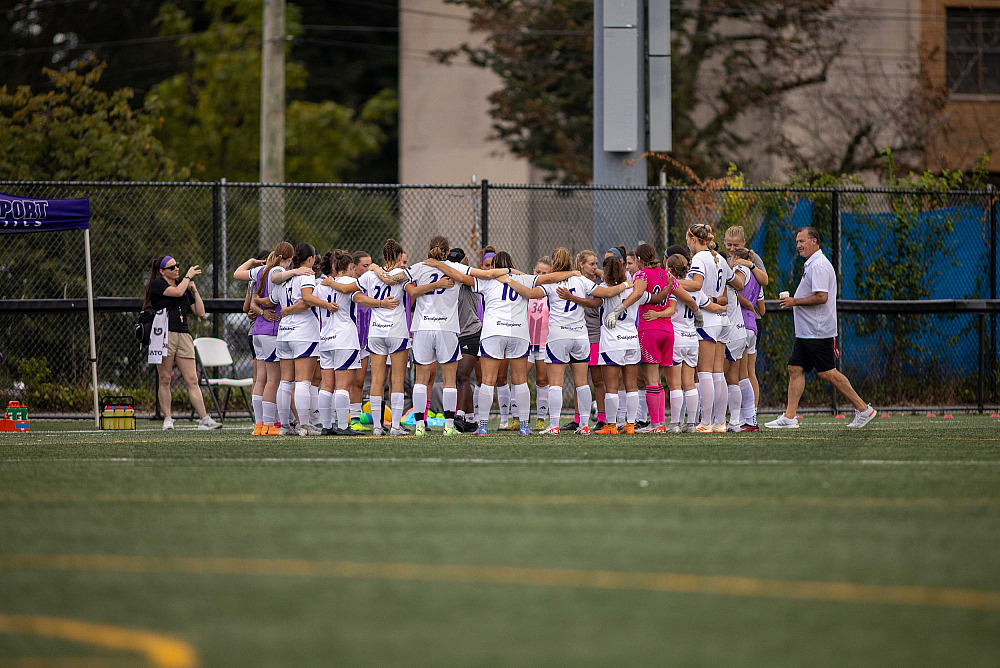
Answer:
[{"left": 260, "top": 0, "right": 285, "bottom": 251}]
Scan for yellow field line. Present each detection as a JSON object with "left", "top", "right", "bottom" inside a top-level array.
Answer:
[
  {"left": 0, "top": 613, "right": 198, "bottom": 668},
  {"left": 0, "top": 492, "right": 997, "bottom": 509},
  {"left": 1, "top": 553, "right": 998, "bottom": 613}
]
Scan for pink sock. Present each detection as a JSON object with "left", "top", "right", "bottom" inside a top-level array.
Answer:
[
  {"left": 597, "top": 411, "right": 607, "bottom": 423},
  {"left": 645, "top": 385, "right": 665, "bottom": 425},
  {"left": 574, "top": 413, "right": 580, "bottom": 422}
]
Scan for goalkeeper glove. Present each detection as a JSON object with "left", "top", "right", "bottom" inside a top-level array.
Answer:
[
  {"left": 693, "top": 309, "right": 704, "bottom": 329},
  {"left": 605, "top": 304, "right": 626, "bottom": 329}
]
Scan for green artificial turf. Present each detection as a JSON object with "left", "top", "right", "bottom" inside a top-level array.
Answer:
[{"left": 0, "top": 415, "right": 998, "bottom": 667}]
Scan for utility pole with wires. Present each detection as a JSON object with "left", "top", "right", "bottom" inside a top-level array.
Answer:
[{"left": 260, "top": 0, "right": 285, "bottom": 252}]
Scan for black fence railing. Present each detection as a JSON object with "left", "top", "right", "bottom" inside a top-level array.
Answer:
[{"left": 0, "top": 181, "right": 997, "bottom": 413}]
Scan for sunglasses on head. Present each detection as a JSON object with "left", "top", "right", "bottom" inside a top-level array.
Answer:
[{"left": 163, "top": 264, "right": 178, "bottom": 271}]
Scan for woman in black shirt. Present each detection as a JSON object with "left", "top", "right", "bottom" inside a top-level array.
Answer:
[{"left": 142, "top": 255, "right": 220, "bottom": 430}]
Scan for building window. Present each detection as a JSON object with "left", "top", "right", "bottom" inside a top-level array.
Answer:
[{"left": 946, "top": 8, "right": 1000, "bottom": 95}]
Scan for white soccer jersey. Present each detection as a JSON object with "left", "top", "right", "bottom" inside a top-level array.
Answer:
[
  {"left": 407, "top": 260, "right": 470, "bottom": 334},
  {"left": 541, "top": 275, "right": 596, "bottom": 342},
  {"left": 670, "top": 291, "right": 711, "bottom": 336},
  {"left": 690, "top": 250, "right": 732, "bottom": 300},
  {"left": 686, "top": 269, "right": 724, "bottom": 328},
  {"left": 271, "top": 273, "right": 319, "bottom": 342},
  {"left": 599, "top": 285, "right": 649, "bottom": 354},
  {"left": 316, "top": 276, "right": 360, "bottom": 352},
  {"left": 474, "top": 274, "right": 538, "bottom": 341},
  {"left": 725, "top": 265, "right": 751, "bottom": 329},
  {"left": 356, "top": 268, "right": 410, "bottom": 340}
]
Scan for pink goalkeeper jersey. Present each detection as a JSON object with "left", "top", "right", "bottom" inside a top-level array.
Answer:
[
  {"left": 528, "top": 296, "right": 549, "bottom": 346},
  {"left": 636, "top": 267, "right": 675, "bottom": 333}
]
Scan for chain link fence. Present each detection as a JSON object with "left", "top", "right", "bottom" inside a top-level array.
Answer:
[{"left": 0, "top": 181, "right": 997, "bottom": 414}]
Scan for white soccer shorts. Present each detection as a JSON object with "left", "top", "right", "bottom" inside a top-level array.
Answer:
[
  {"left": 253, "top": 334, "right": 278, "bottom": 362},
  {"left": 529, "top": 344, "right": 546, "bottom": 362},
  {"left": 412, "top": 330, "right": 461, "bottom": 365},
  {"left": 276, "top": 339, "right": 318, "bottom": 360},
  {"left": 479, "top": 335, "right": 529, "bottom": 360},
  {"left": 725, "top": 326, "right": 747, "bottom": 362},
  {"left": 545, "top": 338, "right": 590, "bottom": 364},
  {"left": 319, "top": 348, "right": 362, "bottom": 371},
  {"left": 744, "top": 329, "right": 758, "bottom": 356},
  {"left": 672, "top": 333, "right": 699, "bottom": 368},
  {"left": 696, "top": 323, "right": 722, "bottom": 343},
  {"left": 366, "top": 336, "right": 410, "bottom": 356},
  {"left": 598, "top": 348, "right": 641, "bottom": 366}
]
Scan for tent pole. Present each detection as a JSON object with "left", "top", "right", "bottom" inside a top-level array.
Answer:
[{"left": 84, "top": 228, "right": 99, "bottom": 428}]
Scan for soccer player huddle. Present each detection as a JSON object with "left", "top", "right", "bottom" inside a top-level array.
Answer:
[{"left": 233, "top": 222, "right": 767, "bottom": 437}]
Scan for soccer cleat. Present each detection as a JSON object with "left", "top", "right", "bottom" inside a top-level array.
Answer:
[
  {"left": 389, "top": 426, "right": 410, "bottom": 436},
  {"left": 349, "top": 417, "right": 371, "bottom": 432},
  {"left": 622, "top": 423, "right": 635, "bottom": 434},
  {"left": 279, "top": 425, "right": 298, "bottom": 436},
  {"left": 320, "top": 427, "right": 337, "bottom": 436},
  {"left": 764, "top": 415, "right": 799, "bottom": 429},
  {"left": 162, "top": 417, "right": 175, "bottom": 430},
  {"left": 252, "top": 423, "right": 264, "bottom": 436},
  {"left": 667, "top": 423, "right": 682, "bottom": 434},
  {"left": 263, "top": 424, "right": 279, "bottom": 435},
  {"left": 415, "top": 424, "right": 426, "bottom": 437},
  {"left": 594, "top": 421, "right": 606, "bottom": 431},
  {"left": 535, "top": 418, "right": 547, "bottom": 431},
  {"left": 741, "top": 423, "right": 760, "bottom": 432},
  {"left": 727, "top": 423, "right": 742, "bottom": 433},
  {"left": 541, "top": 426, "right": 561, "bottom": 435},
  {"left": 519, "top": 423, "right": 533, "bottom": 435},
  {"left": 682, "top": 423, "right": 699, "bottom": 433},
  {"left": 476, "top": 422, "right": 489, "bottom": 436},
  {"left": 307, "top": 424, "right": 323, "bottom": 436},
  {"left": 500, "top": 418, "right": 520, "bottom": 431},
  {"left": 636, "top": 424, "right": 657, "bottom": 434},
  {"left": 634, "top": 420, "right": 649, "bottom": 430},
  {"left": 651, "top": 425, "right": 668, "bottom": 434},
  {"left": 595, "top": 423, "right": 618, "bottom": 434},
  {"left": 442, "top": 425, "right": 460, "bottom": 436},
  {"left": 847, "top": 405, "right": 877, "bottom": 429},
  {"left": 561, "top": 419, "right": 580, "bottom": 432},
  {"left": 372, "top": 426, "right": 385, "bottom": 436},
  {"left": 198, "top": 415, "right": 222, "bottom": 430},
  {"left": 712, "top": 423, "right": 727, "bottom": 433},
  {"left": 695, "top": 423, "right": 715, "bottom": 433},
  {"left": 575, "top": 426, "right": 592, "bottom": 435},
  {"left": 296, "top": 426, "right": 310, "bottom": 437}
]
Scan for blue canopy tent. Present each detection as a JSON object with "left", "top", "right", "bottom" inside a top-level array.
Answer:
[{"left": 0, "top": 193, "right": 98, "bottom": 426}]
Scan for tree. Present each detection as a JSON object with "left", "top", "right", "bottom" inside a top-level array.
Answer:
[
  {"left": 435, "top": 0, "right": 847, "bottom": 183},
  {"left": 0, "top": 58, "right": 186, "bottom": 181},
  {"left": 150, "top": 0, "right": 393, "bottom": 182}
]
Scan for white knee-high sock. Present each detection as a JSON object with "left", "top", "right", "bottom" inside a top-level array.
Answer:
[
  {"left": 350, "top": 402, "right": 361, "bottom": 420},
  {"left": 294, "top": 381, "right": 312, "bottom": 430},
  {"left": 442, "top": 387, "right": 458, "bottom": 427},
  {"left": 684, "top": 389, "right": 699, "bottom": 426},
  {"left": 478, "top": 384, "right": 494, "bottom": 426},
  {"left": 625, "top": 391, "right": 639, "bottom": 423},
  {"left": 617, "top": 390, "right": 627, "bottom": 425},
  {"left": 252, "top": 394, "right": 264, "bottom": 424},
  {"left": 277, "top": 380, "right": 294, "bottom": 427},
  {"left": 536, "top": 385, "right": 548, "bottom": 422},
  {"left": 696, "top": 372, "right": 714, "bottom": 426},
  {"left": 604, "top": 393, "right": 619, "bottom": 427},
  {"left": 412, "top": 383, "right": 428, "bottom": 426},
  {"left": 712, "top": 373, "right": 727, "bottom": 425},
  {"left": 309, "top": 384, "right": 319, "bottom": 425},
  {"left": 637, "top": 390, "right": 649, "bottom": 422},
  {"left": 669, "top": 389, "right": 684, "bottom": 425},
  {"left": 390, "top": 392, "right": 404, "bottom": 429},
  {"left": 472, "top": 383, "right": 480, "bottom": 417},
  {"left": 263, "top": 401, "right": 277, "bottom": 426},
  {"left": 728, "top": 384, "right": 742, "bottom": 426},
  {"left": 514, "top": 383, "right": 531, "bottom": 424},
  {"left": 318, "top": 389, "right": 334, "bottom": 429},
  {"left": 548, "top": 385, "right": 563, "bottom": 429},
  {"left": 739, "top": 379, "right": 756, "bottom": 426},
  {"left": 575, "top": 385, "right": 592, "bottom": 429},
  {"left": 370, "top": 395, "right": 383, "bottom": 430},
  {"left": 497, "top": 384, "right": 511, "bottom": 423},
  {"left": 335, "top": 389, "right": 350, "bottom": 429}
]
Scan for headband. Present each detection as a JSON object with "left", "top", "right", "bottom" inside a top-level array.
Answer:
[
  {"left": 159, "top": 256, "right": 175, "bottom": 270},
  {"left": 606, "top": 248, "right": 623, "bottom": 261},
  {"left": 482, "top": 252, "right": 496, "bottom": 262}
]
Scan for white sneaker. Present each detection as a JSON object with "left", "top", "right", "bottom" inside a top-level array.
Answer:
[
  {"left": 296, "top": 426, "right": 310, "bottom": 437},
  {"left": 764, "top": 415, "right": 799, "bottom": 429},
  {"left": 668, "top": 424, "right": 682, "bottom": 434},
  {"left": 682, "top": 423, "right": 698, "bottom": 433},
  {"left": 372, "top": 426, "right": 385, "bottom": 436},
  {"left": 197, "top": 416, "right": 222, "bottom": 430},
  {"left": 726, "top": 422, "right": 741, "bottom": 433},
  {"left": 636, "top": 424, "right": 657, "bottom": 433},
  {"left": 307, "top": 424, "right": 323, "bottom": 436},
  {"left": 162, "top": 417, "right": 174, "bottom": 430},
  {"left": 847, "top": 405, "right": 877, "bottom": 429},
  {"left": 389, "top": 427, "right": 409, "bottom": 436},
  {"left": 279, "top": 425, "right": 298, "bottom": 436}
]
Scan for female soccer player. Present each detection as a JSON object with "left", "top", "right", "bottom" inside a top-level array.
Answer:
[
  {"left": 143, "top": 254, "right": 220, "bottom": 430},
  {"left": 452, "top": 247, "right": 482, "bottom": 432},
  {"left": 348, "top": 251, "right": 373, "bottom": 431},
  {"left": 724, "top": 225, "right": 768, "bottom": 413},
  {"left": 314, "top": 250, "right": 363, "bottom": 436},
  {"left": 720, "top": 247, "right": 752, "bottom": 431},
  {"left": 678, "top": 224, "right": 744, "bottom": 433},
  {"left": 596, "top": 254, "right": 647, "bottom": 434},
  {"left": 528, "top": 256, "right": 551, "bottom": 431}
]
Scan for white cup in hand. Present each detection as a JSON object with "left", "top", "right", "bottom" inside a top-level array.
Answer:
[{"left": 779, "top": 291, "right": 790, "bottom": 308}]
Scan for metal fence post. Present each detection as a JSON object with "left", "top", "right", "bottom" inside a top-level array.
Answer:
[
  {"left": 830, "top": 189, "right": 840, "bottom": 415},
  {"left": 212, "top": 181, "right": 221, "bottom": 339},
  {"left": 979, "top": 313, "right": 986, "bottom": 414},
  {"left": 667, "top": 188, "right": 677, "bottom": 247},
  {"left": 481, "top": 179, "right": 489, "bottom": 249},
  {"left": 990, "top": 184, "right": 996, "bottom": 403}
]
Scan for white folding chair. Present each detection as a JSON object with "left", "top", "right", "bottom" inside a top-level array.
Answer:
[{"left": 193, "top": 337, "right": 253, "bottom": 422}]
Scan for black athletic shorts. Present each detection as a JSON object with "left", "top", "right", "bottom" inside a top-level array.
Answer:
[
  {"left": 458, "top": 331, "right": 481, "bottom": 358},
  {"left": 788, "top": 337, "right": 837, "bottom": 374}
]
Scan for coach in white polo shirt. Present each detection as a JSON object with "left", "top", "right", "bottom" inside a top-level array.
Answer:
[{"left": 765, "top": 227, "right": 876, "bottom": 429}]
